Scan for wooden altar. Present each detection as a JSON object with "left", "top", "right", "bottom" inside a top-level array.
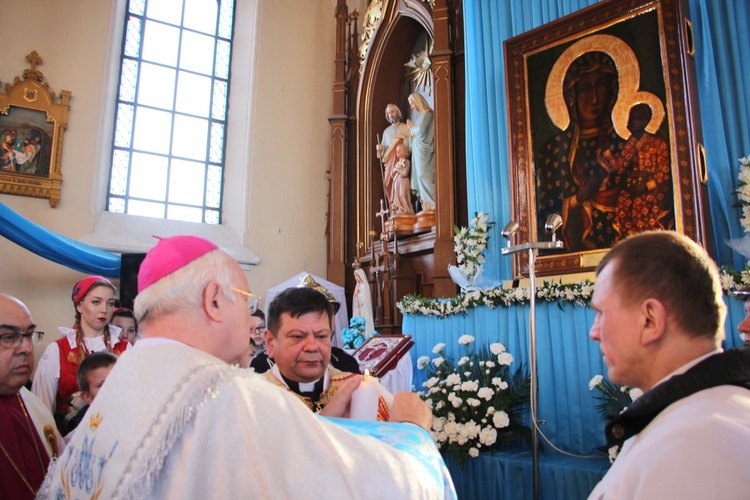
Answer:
[{"left": 327, "top": 0, "right": 468, "bottom": 334}]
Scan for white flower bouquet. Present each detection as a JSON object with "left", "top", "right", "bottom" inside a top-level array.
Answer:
[
  {"left": 588, "top": 374, "right": 643, "bottom": 421},
  {"left": 734, "top": 155, "right": 750, "bottom": 233},
  {"left": 588, "top": 375, "right": 643, "bottom": 463},
  {"left": 417, "top": 335, "right": 530, "bottom": 465}
]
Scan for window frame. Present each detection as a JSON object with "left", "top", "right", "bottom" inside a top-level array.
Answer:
[{"left": 80, "top": 0, "right": 260, "bottom": 267}]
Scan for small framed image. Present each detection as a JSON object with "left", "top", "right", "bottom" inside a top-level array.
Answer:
[
  {"left": 0, "top": 52, "right": 71, "bottom": 207},
  {"left": 504, "top": 0, "right": 709, "bottom": 276}
]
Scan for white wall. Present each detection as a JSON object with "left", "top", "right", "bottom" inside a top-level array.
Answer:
[{"left": 0, "top": 0, "right": 337, "bottom": 367}]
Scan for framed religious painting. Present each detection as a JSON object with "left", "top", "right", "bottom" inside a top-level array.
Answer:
[
  {"left": 0, "top": 51, "right": 71, "bottom": 207},
  {"left": 504, "top": 0, "right": 710, "bottom": 276}
]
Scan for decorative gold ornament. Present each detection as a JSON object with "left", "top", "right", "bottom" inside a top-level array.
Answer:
[{"left": 358, "top": 0, "right": 383, "bottom": 71}]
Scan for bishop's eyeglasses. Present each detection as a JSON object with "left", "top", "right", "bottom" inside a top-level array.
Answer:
[{"left": 0, "top": 328, "right": 44, "bottom": 349}]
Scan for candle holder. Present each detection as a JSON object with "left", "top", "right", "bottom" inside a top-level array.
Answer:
[{"left": 500, "top": 213, "right": 563, "bottom": 500}]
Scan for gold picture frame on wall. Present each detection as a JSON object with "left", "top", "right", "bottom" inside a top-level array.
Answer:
[
  {"left": 504, "top": 0, "right": 709, "bottom": 276},
  {"left": 0, "top": 51, "right": 70, "bottom": 207}
]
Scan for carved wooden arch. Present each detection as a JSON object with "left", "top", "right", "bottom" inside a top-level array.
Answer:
[{"left": 355, "top": 0, "right": 434, "bottom": 252}]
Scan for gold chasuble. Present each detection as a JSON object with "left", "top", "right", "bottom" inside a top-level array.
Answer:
[{"left": 263, "top": 367, "right": 390, "bottom": 421}]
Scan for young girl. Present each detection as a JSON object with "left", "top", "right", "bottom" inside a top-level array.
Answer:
[
  {"left": 112, "top": 307, "right": 139, "bottom": 345},
  {"left": 32, "top": 276, "right": 130, "bottom": 425}
]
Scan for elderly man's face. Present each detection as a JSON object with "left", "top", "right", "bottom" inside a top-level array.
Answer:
[
  {"left": 265, "top": 311, "right": 332, "bottom": 383},
  {"left": 386, "top": 105, "right": 401, "bottom": 125},
  {"left": 0, "top": 296, "right": 36, "bottom": 396},
  {"left": 589, "top": 261, "right": 645, "bottom": 389}
]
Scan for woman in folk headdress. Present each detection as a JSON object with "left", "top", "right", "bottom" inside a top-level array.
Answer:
[{"left": 32, "top": 276, "right": 130, "bottom": 428}]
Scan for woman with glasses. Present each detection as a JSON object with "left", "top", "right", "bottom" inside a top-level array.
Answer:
[{"left": 31, "top": 276, "right": 130, "bottom": 430}]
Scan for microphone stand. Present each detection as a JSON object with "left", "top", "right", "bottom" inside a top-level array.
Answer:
[{"left": 500, "top": 234, "right": 563, "bottom": 500}]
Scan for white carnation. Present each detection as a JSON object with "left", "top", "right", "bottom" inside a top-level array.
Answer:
[
  {"left": 493, "top": 410, "right": 510, "bottom": 428},
  {"left": 461, "top": 380, "right": 479, "bottom": 392},
  {"left": 629, "top": 388, "right": 643, "bottom": 401},
  {"left": 497, "top": 352, "right": 514, "bottom": 366},
  {"left": 432, "top": 357, "right": 445, "bottom": 367},
  {"left": 589, "top": 374, "right": 604, "bottom": 390},
  {"left": 491, "top": 377, "right": 508, "bottom": 390},
  {"left": 432, "top": 343, "right": 446, "bottom": 354},
  {"left": 479, "top": 426, "right": 498, "bottom": 446},
  {"left": 458, "top": 334, "right": 475, "bottom": 345},
  {"left": 477, "top": 387, "right": 494, "bottom": 400},
  {"left": 423, "top": 377, "right": 439, "bottom": 389},
  {"left": 417, "top": 356, "right": 430, "bottom": 369}
]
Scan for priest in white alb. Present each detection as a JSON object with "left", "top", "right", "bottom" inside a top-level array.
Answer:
[{"left": 39, "top": 235, "right": 455, "bottom": 499}]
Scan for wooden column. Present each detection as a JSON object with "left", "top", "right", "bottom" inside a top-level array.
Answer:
[
  {"left": 431, "top": 0, "right": 458, "bottom": 298},
  {"left": 327, "top": 0, "right": 349, "bottom": 287}
]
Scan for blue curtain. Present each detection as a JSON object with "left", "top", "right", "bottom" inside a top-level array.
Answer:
[
  {"left": 0, "top": 202, "right": 120, "bottom": 278},
  {"left": 688, "top": 0, "right": 750, "bottom": 268},
  {"left": 464, "top": 0, "right": 750, "bottom": 280}
]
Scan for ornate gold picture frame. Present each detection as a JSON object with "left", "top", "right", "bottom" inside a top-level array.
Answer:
[
  {"left": 0, "top": 52, "right": 70, "bottom": 207},
  {"left": 504, "top": 0, "right": 709, "bottom": 276}
]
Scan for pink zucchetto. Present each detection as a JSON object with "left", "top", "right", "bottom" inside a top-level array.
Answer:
[{"left": 137, "top": 235, "right": 218, "bottom": 293}]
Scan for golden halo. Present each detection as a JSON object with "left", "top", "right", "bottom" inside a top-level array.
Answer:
[{"left": 544, "top": 34, "right": 665, "bottom": 138}]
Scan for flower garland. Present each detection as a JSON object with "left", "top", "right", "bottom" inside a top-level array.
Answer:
[
  {"left": 417, "top": 336, "right": 530, "bottom": 464},
  {"left": 734, "top": 155, "right": 750, "bottom": 233},
  {"left": 398, "top": 279, "right": 596, "bottom": 317}
]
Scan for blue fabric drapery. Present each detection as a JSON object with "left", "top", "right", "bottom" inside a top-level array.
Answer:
[
  {"left": 0, "top": 202, "right": 120, "bottom": 278},
  {"left": 464, "top": 0, "right": 750, "bottom": 279}
]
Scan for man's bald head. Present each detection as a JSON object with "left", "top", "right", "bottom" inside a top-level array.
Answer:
[{"left": 0, "top": 294, "right": 37, "bottom": 396}]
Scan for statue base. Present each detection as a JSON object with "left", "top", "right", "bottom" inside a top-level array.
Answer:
[
  {"left": 414, "top": 210, "right": 435, "bottom": 229},
  {"left": 386, "top": 213, "right": 417, "bottom": 232}
]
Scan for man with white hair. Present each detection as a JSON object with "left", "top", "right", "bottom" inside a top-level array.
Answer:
[{"left": 40, "top": 235, "right": 454, "bottom": 499}]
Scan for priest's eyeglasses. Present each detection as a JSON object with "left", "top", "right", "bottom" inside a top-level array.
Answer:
[
  {"left": 0, "top": 328, "right": 44, "bottom": 349},
  {"left": 231, "top": 288, "right": 262, "bottom": 302}
]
